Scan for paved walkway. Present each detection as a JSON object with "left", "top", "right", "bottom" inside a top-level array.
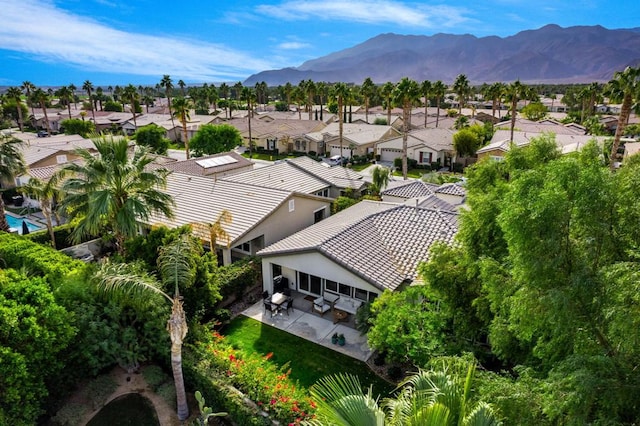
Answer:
[{"left": 242, "top": 297, "right": 373, "bottom": 362}]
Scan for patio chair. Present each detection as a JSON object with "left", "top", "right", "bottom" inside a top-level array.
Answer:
[
  {"left": 282, "top": 299, "right": 293, "bottom": 315},
  {"left": 263, "top": 300, "right": 278, "bottom": 317},
  {"left": 312, "top": 296, "right": 331, "bottom": 316},
  {"left": 283, "top": 287, "right": 292, "bottom": 297},
  {"left": 262, "top": 290, "right": 270, "bottom": 300}
]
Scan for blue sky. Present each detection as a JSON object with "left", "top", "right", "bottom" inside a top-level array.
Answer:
[{"left": 1, "top": 0, "right": 638, "bottom": 86}]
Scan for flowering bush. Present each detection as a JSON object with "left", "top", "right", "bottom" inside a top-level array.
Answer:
[{"left": 200, "top": 331, "right": 317, "bottom": 424}]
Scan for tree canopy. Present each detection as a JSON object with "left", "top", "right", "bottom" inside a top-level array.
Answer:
[
  {"left": 189, "top": 124, "right": 242, "bottom": 157},
  {"left": 133, "top": 124, "right": 170, "bottom": 155}
]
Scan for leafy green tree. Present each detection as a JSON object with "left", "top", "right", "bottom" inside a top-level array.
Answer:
[
  {"left": 0, "top": 269, "right": 75, "bottom": 425},
  {"left": 369, "top": 166, "right": 391, "bottom": 197},
  {"left": 0, "top": 134, "right": 25, "bottom": 232},
  {"left": 104, "top": 100, "right": 123, "bottom": 112},
  {"left": 133, "top": 124, "right": 170, "bottom": 154},
  {"left": 520, "top": 101, "right": 548, "bottom": 121},
  {"left": 368, "top": 286, "right": 448, "bottom": 366},
  {"left": 93, "top": 234, "right": 202, "bottom": 421},
  {"left": 453, "top": 128, "right": 481, "bottom": 158},
  {"left": 190, "top": 124, "right": 242, "bottom": 157},
  {"left": 60, "top": 117, "right": 95, "bottom": 137},
  {"left": 59, "top": 135, "right": 174, "bottom": 253}
]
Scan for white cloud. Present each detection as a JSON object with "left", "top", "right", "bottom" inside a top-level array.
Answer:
[
  {"left": 0, "top": 0, "right": 273, "bottom": 81},
  {"left": 257, "top": 0, "right": 470, "bottom": 28},
  {"left": 277, "top": 42, "right": 312, "bottom": 50}
]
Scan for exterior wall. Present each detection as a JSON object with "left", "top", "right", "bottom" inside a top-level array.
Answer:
[
  {"left": 30, "top": 152, "right": 83, "bottom": 169},
  {"left": 381, "top": 194, "right": 408, "bottom": 204},
  {"left": 234, "top": 195, "right": 331, "bottom": 255},
  {"left": 261, "top": 251, "right": 382, "bottom": 303},
  {"left": 477, "top": 148, "right": 506, "bottom": 161}
]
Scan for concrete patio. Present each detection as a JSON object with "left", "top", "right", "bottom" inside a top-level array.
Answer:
[{"left": 241, "top": 293, "right": 373, "bottom": 362}]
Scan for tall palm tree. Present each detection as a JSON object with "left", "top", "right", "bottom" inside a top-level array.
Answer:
[
  {"left": 380, "top": 82, "right": 395, "bottom": 126},
  {"left": 57, "top": 85, "right": 74, "bottom": 119},
  {"left": 160, "top": 75, "right": 176, "bottom": 129},
  {"left": 219, "top": 83, "right": 230, "bottom": 118},
  {"left": 191, "top": 209, "right": 233, "bottom": 254},
  {"left": 361, "top": 77, "right": 376, "bottom": 123},
  {"left": 317, "top": 82, "right": 327, "bottom": 121},
  {"left": 393, "top": 77, "right": 420, "bottom": 180},
  {"left": 93, "top": 234, "right": 201, "bottom": 421},
  {"left": 178, "top": 79, "right": 186, "bottom": 96},
  {"left": 172, "top": 97, "right": 192, "bottom": 159},
  {"left": 604, "top": 66, "right": 640, "bottom": 169},
  {"left": 82, "top": 80, "right": 96, "bottom": 123},
  {"left": 21, "top": 175, "right": 62, "bottom": 248},
  {"left": 233, "top": 82, "right": 243, "bottom": 118},
  {"left": 504, "top": 80, "right": 528, "bottom": 142},
  {"left": 69, "top": 83, "right": 77, "bottom": 110},
  {"left": 59, "top": 135, "right": 174, "bottom": 253},
  {"left": 307, "top": 362, "right": 501, "bottom": 426},
  {"left": 332, "top": 83, "right": 350, "bottom": 161},
  {"left": 122, "top": 84, "right": 140, "bottom": 128},
  {"left": 6, "top": 87, "right": 25, "bottom": 131},
  {"left": 284, "top": 82, "right": 293, "bottom": 112},
  {"left": 21, "top": 81, "right": 36, "bottom": 117},
  {"left": 293, "top": 85, "right": 305, "bottom": 120},
  {"left": 0, "top": 135, "right": 26, "bottom": 232},
  {"left": 432, "top": 80, "right": 447, "bottom": 128},
  {"left": 303, "top": 80, "right": 317, "bottom": 120},
  {"left": 453, "top": 74, "right": 471, "bottom": 114},
  {"left": 32, "top": 88, "right": 52, "bottom": 135},
  {"left": 421, "top": 80, "right": 432, "bottom": 128},
  {"left": 241, "top": 87, "right": 256, "bottom": 157}
]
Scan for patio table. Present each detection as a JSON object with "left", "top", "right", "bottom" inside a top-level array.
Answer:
[{"left": 271, "top": 292, "right": 288, "bottom": 308}]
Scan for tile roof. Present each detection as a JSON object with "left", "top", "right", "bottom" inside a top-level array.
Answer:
[
  {"left": 259, "top": 200, "right": 458, "bottom": 291},
  {"left": 285, "top": 156, "right": 366, "bottom": 190},
  {"left": 147, "top": 173, "right": 295, "bottom": 244},
  {"left": 414, "top": 195, "right": 458, "bottom": 212},
  {"left": 479, "top": 130, "right": 613, "bottom": 155},
  {"left": 435, "top": 183, "right": 466, "bottom": 197},
  {"left": 222, "top": 161, "right": 329, "bottom": 194},
  {"left": 152, "top": 151, "right": 252, "bottom": 177},
  {"left": 306, "top": 122, "right": 399, "bottom": 146},
  {"left": 382, "top": 180, "right": 440, "bottom": 199}
]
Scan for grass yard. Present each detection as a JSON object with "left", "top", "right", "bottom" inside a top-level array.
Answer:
[
  {"left": 222, "top": 316, "right": 394, "bottom": 397},
  {"left": 392, "top": 168, "right": 424, "bottom": 179}
]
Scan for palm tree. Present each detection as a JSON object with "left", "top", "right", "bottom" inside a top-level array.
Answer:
[
  {"left": 241, "top": 87, "right": 256, "bottom": 157},
  {"left": 178, "top": 79, "right": 186, "bottom": 96},
  {"left": 122, "top": 84, "right": 140, "bottom": 128},
  {"left": 317, "top": 82, "right": 327, "bottom": 121},
  {"left": 604, "top": 66, "right": 640, "bottom": 169},
  {"left": 361, "top": 77, "right": 376, "bottom": 123},
  {"left": 32, "top": 88, "right": 52, "bottom": 135},
  {"left": 332, "top": 83, "right": 350, "bottom": 161},
  {"left": 393, "top": 78, "right": 420, "bottom": 180},
  {"left": 504, "top": 80, "right": 528, "bottom": 142},
  {"left": 0, "top": 134, "right": 26, "bottom": 232},
  {"left": 284, "top": 82, "right": 293, "bottom": 113},
  {"left": 293, "top": 85, "right": 305, "bottom": 120},
  {"left": 57, "top": 85, "right": 74, "bottom": 119},
  {"left": 82, "top": 80, "right": 96, "bottom": 123},
  {"left": 380, "top": 82, "right": 395, "bottom": 126},
  {"left": 6, "top": 87, "right": 25, "bottom": 131},
  {"left": 369, "top": 166, "right": 391, "bottom": 197},
  {"left": 421, "top": 80, "right": 432, "bottom": 127},
  {"left": 453, "top": 74, "right": 471, "bottom": 114},
  {"left": 191, "top": 209, "right": 233, "bottom": 254},
  {"left": 303, "top": 80, "right": 317, "bottom": 120},
  {"left": 307, "top": 362, "right": 501, "bottom": 426},
  {"left": 219, "top": 83, "right": 230, "bottom": 118},
  {"left": 172, "top": 97, "right": 192, "bottom": 159},
  {"left": 69, "top": 83, "right": 77, "bottom": 110},
  {"left": 21, "top": 175, "right": 62, "bottom": 248},
  {"left": 160, "top": 75, "right": 176, "bottom": 129},
  {"left": 93, "top": 234, "right": 201, "bottom": 421},
  {"left": 432, "top": 80, "right": 447, "bottom": 128},
  {"left": 59, "top": 135, "right": 174, "bottom": 253},
  {"left": 21, "top": 81, "right": 36, "bottom": 117}
]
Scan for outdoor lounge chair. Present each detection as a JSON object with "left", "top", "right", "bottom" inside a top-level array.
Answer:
[
  {"left": 263, "top": 300, "right": 278, "bottom": 317},
  {"left": 312, "top": 297, "right": 331, "bottom": 316}
]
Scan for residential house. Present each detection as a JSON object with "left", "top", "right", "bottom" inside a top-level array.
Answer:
[
  {"left": 258, "top": 200, "right": 459, "bottom": 313},
  {"left": 305, "top": 122, "right": 400, "bottom": 158},
  {"left": 376, "top": 127, "right": 456, "bottom": 167},
  {"left": 223, "top": 156, "right": 366, "bottom": 198},
  {"left": 151, "top": 151, "right": 253, "bottom": 179},
  {"left": 146, "top": 173, "right": 332, "bottom": 265},
  {"left": 224, "top": 117, "right": 326, "bottom": 154}
]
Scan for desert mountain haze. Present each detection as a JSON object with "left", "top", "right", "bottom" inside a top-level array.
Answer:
[{"left": 244, "top": 24, "right": 640, "bottom": 86}]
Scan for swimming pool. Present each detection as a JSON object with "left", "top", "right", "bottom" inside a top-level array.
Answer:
[{"left": 5, "top": 213, "right": 44, "bottom": 234}]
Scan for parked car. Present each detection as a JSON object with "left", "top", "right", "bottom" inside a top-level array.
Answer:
[
  {"left": 328, "top": 155, "right": 348, "bottom": 166},
  {"left": 37, "top": 130, "right": 49, "bottom": 137}
]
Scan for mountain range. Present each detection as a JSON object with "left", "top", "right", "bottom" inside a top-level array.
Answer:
[{"left": 244, "top": 24, "right": 640, "bottom": 86}]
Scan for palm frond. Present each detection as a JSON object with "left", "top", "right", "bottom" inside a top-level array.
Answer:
[
  {"left": 462, "top": 402, "right": 502, "bottom": 426},
  {"left": 93, "top": 261, "right": 171, "bottom": 305},
  {"left": 158, "top": 234, "right": 199, "bottom": 296}
]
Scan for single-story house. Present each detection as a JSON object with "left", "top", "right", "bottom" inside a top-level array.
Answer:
[
  {"left": 258, "top": 200, "right": 459, "bottom": 313},
  {"left": 151, "top": 151, "right": 253, "bottom": 179},
  {"left": 305, "top": 122, "right": 401, "bottom": 158},
  {"left": 224, "top": 117, "right": 326, "bottom": 154},
  {"left": 147, "top": 172, "right": 332, "bottom": 265},
  {"left": 222, "top": 156, "right": 366, "bottom": 198},
  {"left": 376, "top": 127, "right": 456, "bottom": 167}
]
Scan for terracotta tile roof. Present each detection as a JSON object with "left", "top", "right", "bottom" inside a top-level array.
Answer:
[
  {"left": 152, "top": 151, "right": 252, "bottom": 177},
  {"left": 382, "top": 180, "right": 440, "bottom": 199}
]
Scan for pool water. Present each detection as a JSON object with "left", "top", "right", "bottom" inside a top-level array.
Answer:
[{"left": 5, "top": 214, "right": 43, "bottom": 233}]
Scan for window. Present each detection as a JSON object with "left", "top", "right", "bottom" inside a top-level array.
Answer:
[
  {"left": 354, "top": 288, "right": 368, "bottom": 301},
  {"left": 298, "top": 272, "right": 321, "bottom": 295},
  {"left": 314, "top": 207, "right": 326, "bottom": 224},
  {"left": 288, "top": 199, "right": 295, "bottom": 212},
  {"left": 56, "top": 154, "right": 68, "bottom": 164},
  {"left": 339, "top": 283, "right": 352, "bottom": 297},
  {"left": 325, "top": 279, "right": 338, "bottom": 293},
  {"left": 234, "top": 242, "right": 250, "bottom": 253},
  {"left": 299, "top": 272, "right": 309, "bottom": 292},
  {"left": 272, "top": 264, "right": 282, "bottom": 278},
  {"left": 315, "top": 188, "right": 329, "bottom": 197}
]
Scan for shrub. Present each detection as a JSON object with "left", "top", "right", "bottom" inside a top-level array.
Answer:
[
  {"left": 373, "top": 118, "right": 388, "bottom": 125},
  {"left": 50, "top": 402, "right": 89, "bottom": 426},
  {"left": 85, "top": 375, "right": 118, "bottom": 410},
  {"left": 25, "top": 223, "right": 84, "bottom": 249},
  {"left": 104, "top": 101, "right": 123, "bottom": 112},
  {"left": 142, "top": 365, "right": 170, "bottom": 391},
  {"left": 393, "top": 157, "right": 418, "bottom": 170},
  {"left": 218, "top": 257, "right": 260, "bottom": 301}
]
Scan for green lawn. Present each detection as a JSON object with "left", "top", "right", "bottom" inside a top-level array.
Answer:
[
  {"left": 222, "top": 316, "right": 394, "bottom": 397},
  {"left": 241, "top": 152, "right": 289, "bottom": 161},
  {"left": 392, "top": 169, "right": 424, "bottom": 179}
]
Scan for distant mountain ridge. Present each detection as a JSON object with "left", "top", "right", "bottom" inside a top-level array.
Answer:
[{"left": 244, "top": 24, "right": 640, "bottom": 86}]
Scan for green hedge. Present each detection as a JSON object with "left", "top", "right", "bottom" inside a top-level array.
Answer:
[
  {"left": 0, "top": 233, "right": 85, "bottom": 286},
  {"left": 25, "top": 223, "right": 79, "bottom": 249},
  {"left": 218, "top": 257, "right": 261, "bottom": 301}
]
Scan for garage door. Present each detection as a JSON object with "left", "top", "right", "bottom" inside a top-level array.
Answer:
[{"left": 380, "top": 148, "right": 400, "bottom": 162}]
